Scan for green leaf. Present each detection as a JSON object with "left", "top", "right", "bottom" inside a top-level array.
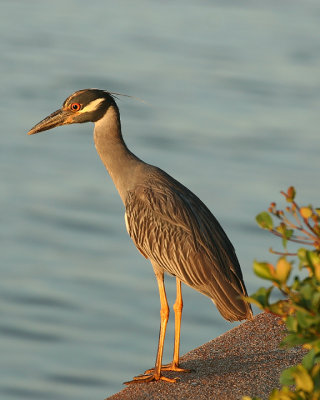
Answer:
[
  {"left": 286, "top": 315, "right": 298, "bottom": 333},
  {"left": 280, "top": 366, "right": 295, "bottom": 386},
  {"left": 248, "top": 287, "right": 273, "bottom": 308},
  {"left": 292, "top": 364, "right": 314, "bottom": 393},
  {"left": 269, "top": 388, "right": 295, "bottom": 400},
  {"left": 312, "top": 291, "right": 320, "bottom": 310},
  {"left": 281, "top": 333, "right": 311, "bottom": 347},
  {"left": 297, "top": 310, "right": 314, "bottom": 329},
  {"left": 291, "top": 276, "right": 301, "bottom": 290},
  {"left": 275, "top": 223, "right": 293, "bottom": 249},
  {"left": 256, "top": 212, "right": 273, "bottom": 230},
  {"left": 268, "top": 389, "right": 283, "bottom": 400},
  {"left": 253, "top": 260, "right": 275, "bottom": 280},
  {"left": 282, "top": 229, "right": 293, "bottom": 249},
  {"left": 313, "top": 341, "right": 320, "bottom": 354},
  {"left": 299, "top": 282, "right": 313, "bottom": 301},
  {"left": 302, "top": 349, "right": 315, "bottom": 371},
  {"left": 297, "top": 248, "right": 307, "bottom": 268},
  {"left": 245, "top": 296, "right": 264, "bottom": 310},
  {"left": 306, "top": 251, "right": 320, "bottom": 280},
  {"left": 311, "top": 363, "right": 320, "bottom": 389}
]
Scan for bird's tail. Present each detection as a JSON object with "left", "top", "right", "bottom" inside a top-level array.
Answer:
[{"left": 210, "top": 280, "right": 253, "bottom": 322}]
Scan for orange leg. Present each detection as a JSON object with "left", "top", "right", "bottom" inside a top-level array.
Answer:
[
  {"left": 145, "top": 278, "right": 190, "bottom": 374},
  {"left": 124, "top": 271, "right": 177, "bottom": 384},
  {"left": 169, "top": 278, "right": 190, "bottom": 371}
]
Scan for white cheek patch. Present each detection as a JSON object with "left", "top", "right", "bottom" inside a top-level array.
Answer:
[{"left": 80, "top": 98, "right": 105, "bottom": 113}]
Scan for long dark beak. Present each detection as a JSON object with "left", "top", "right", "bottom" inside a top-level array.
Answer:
[{"left": 28, "top": 108, "right": 71, "bottom": 135}]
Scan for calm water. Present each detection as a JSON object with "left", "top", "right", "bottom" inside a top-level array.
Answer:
[{"left": 1, "top": 1, "right": 319, "bottom": 398}]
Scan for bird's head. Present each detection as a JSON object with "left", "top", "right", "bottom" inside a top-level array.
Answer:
[{"left": 28, "top": 89, "right": 117, "bottom": 135}]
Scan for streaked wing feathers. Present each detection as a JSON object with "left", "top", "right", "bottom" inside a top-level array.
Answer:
[{"left": 125, "top": 167, "right": 252, "bottom": 321}]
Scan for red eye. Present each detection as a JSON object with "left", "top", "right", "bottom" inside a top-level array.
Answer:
[{"left": 69, "top": 103, "right": 81, "bottom": 111}]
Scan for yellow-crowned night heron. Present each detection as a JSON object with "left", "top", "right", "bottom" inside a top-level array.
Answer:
[{"left": 28, "top": 89, "right": 253, "bottom": 384}]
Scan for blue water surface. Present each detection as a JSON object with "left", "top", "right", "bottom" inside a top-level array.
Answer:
[{"left": 1, "top": 1, "right": 319, "bottom": 398}]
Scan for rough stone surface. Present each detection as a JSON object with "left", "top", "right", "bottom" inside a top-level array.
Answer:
[{"left": 106, "top": 313, "right": 305, "bottom": 400}]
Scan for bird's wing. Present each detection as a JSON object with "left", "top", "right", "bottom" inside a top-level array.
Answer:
[{"left": 125, "top": 167, "right": 252, "bottom": 321}]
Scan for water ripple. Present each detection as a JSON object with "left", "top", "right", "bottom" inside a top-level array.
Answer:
[
  {"left": 0, "top": 324, "right": 63, "bottom": 343},
  {"left": 1, "top": 386, "right": 57, "bottom": 400},
  {"left": 47, "top": 373, "right": 107, "bottom": 387},
  {"left": 0, "top": 292, "right": 78, "bottom": 311}
]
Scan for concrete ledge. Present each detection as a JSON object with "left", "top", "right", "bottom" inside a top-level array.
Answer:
[{"left": 106, "top": 313, "right": 305, "bottom": 400}]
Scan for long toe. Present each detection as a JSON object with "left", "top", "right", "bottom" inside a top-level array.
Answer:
[
  {"left": 124, "top": 373, "right": 178, "bottom": 385},
  {"left": 145, "top": 362, "right": 191, "bottom": 374}
]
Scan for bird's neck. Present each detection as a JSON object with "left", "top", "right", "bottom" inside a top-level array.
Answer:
[{"left": 93, "top": 105, "right": 143, "bottom": 204}]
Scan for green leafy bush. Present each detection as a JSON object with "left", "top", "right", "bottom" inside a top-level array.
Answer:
[{"left": 243, "top": 187, "right": 320, "bottom": 400}]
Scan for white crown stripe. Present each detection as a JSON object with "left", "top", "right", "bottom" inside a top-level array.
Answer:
[{"left": 80, "top": 98, "right": 105, "bottom": 113}]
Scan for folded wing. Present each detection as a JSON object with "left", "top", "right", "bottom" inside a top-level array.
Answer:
[{"left": 125, "top": 167, "right": 252, "bottom": 321}]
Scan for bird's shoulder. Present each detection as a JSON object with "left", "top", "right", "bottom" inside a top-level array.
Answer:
[
  {"left": 126, "top": 166, "right": 200, "bottom": 228},
  {"left": 125, "top": 166, "right": 233, "bottom": 253}
]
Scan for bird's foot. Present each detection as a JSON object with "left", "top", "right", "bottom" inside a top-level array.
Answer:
[
  {"left": 145, "top": 362, "right": 191, "bottom": 374},
  {"left": 124, "top": 372, "right": 178, "bottom": 385}
]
